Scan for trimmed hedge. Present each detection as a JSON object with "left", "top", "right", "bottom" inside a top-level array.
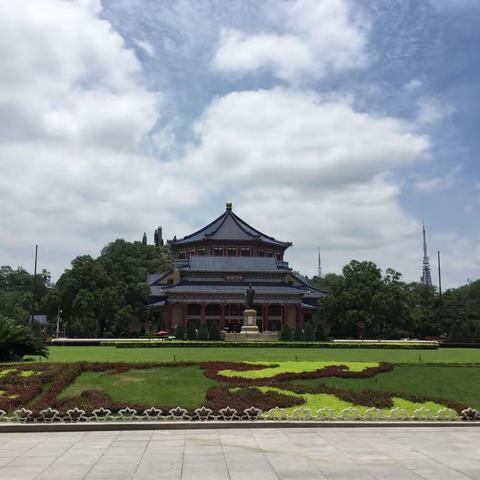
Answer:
[{"left": 114, "top": 341, "right": 439, "bottom": 349}]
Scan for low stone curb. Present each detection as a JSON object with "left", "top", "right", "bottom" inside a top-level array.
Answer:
[{"left": 0, "top": 420, "right": 479, "bottom": 433}]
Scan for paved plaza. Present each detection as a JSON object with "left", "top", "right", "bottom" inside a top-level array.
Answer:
[{"left": 0, "top": 427, "right": 479, "bottom": 480}]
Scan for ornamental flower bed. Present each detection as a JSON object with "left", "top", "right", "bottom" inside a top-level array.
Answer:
[{"left": 0, "top": 361, "right": 477, "bottom": 422}]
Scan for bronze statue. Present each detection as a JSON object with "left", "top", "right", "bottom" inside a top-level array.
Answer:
[{"left": 245, "top": 283, "right": 255, "bottom": 309}]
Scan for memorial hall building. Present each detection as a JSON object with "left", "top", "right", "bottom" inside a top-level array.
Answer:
[{"left": 147, "top": 203, "right": 325, "bottom": 332}]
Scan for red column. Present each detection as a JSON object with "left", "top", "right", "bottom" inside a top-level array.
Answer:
[
  {"left": 220, "top": 304, "right": 225, "bottom": 330},
  {"left": 183, "top": 303, "right": 187, "bottom": 329},
  {"left": 264, "top": 304, "right": 269, "bottom": 332},
  {"left": 201, "top": 303, "right": 206, "bottom": 324},
  {"left": 282, "top": 304, "right": 287, "bottom": 326},
  {"left": 296, "top": 304, "right": 302, "bottom": 326}
]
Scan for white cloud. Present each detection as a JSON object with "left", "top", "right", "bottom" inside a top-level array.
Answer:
[
  {"left": 0, "top": 0, "right": 196, "bottom": 277},
  {"left": 414, "top": 166, "right": 461, "bottom": 192},
  {"left": 416, "top": 96, "right": 455, "bottom": 126},
  {"left": 404, "top": 79, "right": 423, "bottom": 91},
  {"left": 212, "top": 0, "right": 369, "bottom": 81},
  {"left": 134, "top": 39, "right": 155, "bottom": 57},
  {"left": 186, "top": 88, "right": 428, "bottom": 190},
  {"left": 0, "top": 0, "right": 159, "bottom": 150}
]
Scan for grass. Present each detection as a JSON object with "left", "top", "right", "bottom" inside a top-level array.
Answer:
[
  {"left": 287, "top": 365, "right": 480, "bottom": 410},
  {"left": 59, "top": 365, "right": 219, "bottom": 409},
  {"left": 219, "top": 361, "right": 379, "bottom": 378},
  {"left": 258, "top": 386, "right": 447, "bottom": 415},
  {"left": 26, "top": 346, "right": 480, "bottom": 364}
]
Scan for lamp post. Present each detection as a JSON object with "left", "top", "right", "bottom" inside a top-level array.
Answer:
[{"left": 56, "top": 307, "right": 62, "bottom": 339}]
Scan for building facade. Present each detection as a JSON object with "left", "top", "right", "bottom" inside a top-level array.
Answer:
[{"left": 147, "top": 203, "right": 325, "bottom": 332}]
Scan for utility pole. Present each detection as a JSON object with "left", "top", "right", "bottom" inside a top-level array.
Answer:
[
  {"left": 438, "top": 250, "right": 442, "bottom": 301},
  {"left": 317, "top": 247, "right": 322, "bottom": 278},
  {"left": 31, "top": 245, "right": 38, "bottom": 324}
]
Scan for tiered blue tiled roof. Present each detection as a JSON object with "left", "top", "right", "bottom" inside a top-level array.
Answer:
[{"left": 170, "top": 203, "right": 291, "bottom": 248}]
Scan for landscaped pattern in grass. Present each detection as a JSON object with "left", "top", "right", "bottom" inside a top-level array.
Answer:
[
  {"left": 218, "top": 361, "right": 380, "bottom": 379},
  {"left": 0, "top": 360, "right": 477, "bottom": 417},
  {"left": 256, "top": 386, "right": 448, "bottom": 415},
  {"left": 287, "top": 364, "right": 480, "bottom": 410}
]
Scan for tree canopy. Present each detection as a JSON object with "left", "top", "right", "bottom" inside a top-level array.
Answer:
[{"left": 311, "top": 260, "right": 480, "bottom": 341}]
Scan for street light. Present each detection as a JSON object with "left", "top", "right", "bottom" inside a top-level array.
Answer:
[{"left": 56, "top": 307, "right": 62, "bottom": 339}]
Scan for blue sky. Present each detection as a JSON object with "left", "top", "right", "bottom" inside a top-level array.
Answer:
[{"left": 0, "top": 0, "right": 479, "bottom": 287}]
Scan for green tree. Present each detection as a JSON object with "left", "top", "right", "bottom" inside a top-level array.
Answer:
[
  {"left": 186, "top": 322, "right": 197, "bottom": 340},
  {"left": 48, "top": 240, "right": 173, "bottom": 337},
  {"left": 293, "top": 324, "right": 304, "bottom": 341},
  {"left": 208, "top": 321, "right": 221, "bottom": 340},
  {"left": 448, "top": 322, "right": 464, "bottom": 343},
  {"left": 279, "top": 324, "right": 291, "bottom": 341},
  {"left": 197, "top": 324, "right": 209, "bottom": 341},
  {"left": 473, "top": 323, "right": 480, "bottom": 343},
  {"left": 461, "top": 323, "right": 473, "bottom": 343},
  {"left": 315, "top": 322, "right": 327, "bottom": 341},
  {"left": 0, "top": 316, "right": 48, "bottom": 361},
  {"left": 174, "top": 324, "right": 185, "bottom": 340},
  {"left": 303, "top": 322, "right": 314, "bottom": 341}
]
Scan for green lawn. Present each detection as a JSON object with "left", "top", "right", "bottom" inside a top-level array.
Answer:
[
  {"left": 59, "top": 365, "right": 218, "bottom": 409},
  {"left": 288, "top": 365, "right": 480, "bottom": 409},
  {"left": 29, "top": 346, "right": 480, "bottom": 364}
]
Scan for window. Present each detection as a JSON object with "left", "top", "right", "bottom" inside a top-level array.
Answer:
[
  {"left": 188, "top": 250, "right": 195, "bottom": 257},
  {"left": 240, "top": 247, "right": 251, "bottom": 257},
  {"left": 227, "top": 247, "right": 237, "bottom": 256},
  {"left": 197, "top": 248, "right": 205, "bottom": 256},
  {"left": 258, "top": 250, "right": 265, "bottom": 257},
  {"left": 266, "top": 251, "right": 273, "bottom": 257},
  {"left": 178, "top": 251, "right": 186, "bottom": 259},
  {"left": 213, "top": 247, "right": 224, "bottom": 256}
]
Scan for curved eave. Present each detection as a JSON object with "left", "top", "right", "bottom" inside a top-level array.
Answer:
[{"left": 168, "top": 207, "right": 291, "bottom": 249}]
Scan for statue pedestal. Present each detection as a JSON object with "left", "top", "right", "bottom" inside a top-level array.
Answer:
[{"left": 241, "top": 309, "right": 259, "bottom": 334}]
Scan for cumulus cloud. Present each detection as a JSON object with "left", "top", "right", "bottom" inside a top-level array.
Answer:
[
  {"left": 0, "top": 0, "right": 159, "bottom": 150},
  {"left": 185, "top": 89, "right": 428, "bottom": 190},
  {"left": 212, "top": 0, "right": 369, "bottom": 81},
  {"left": 0, "top": 0, "right": 196, "bottom": 275}
]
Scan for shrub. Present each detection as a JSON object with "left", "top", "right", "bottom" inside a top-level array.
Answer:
[
  {"left": 174, "top": 324, "right": 184, "bottom": 340},
  {"left": 303, "top": 323, "right": 314, "bottom": 341},
  {"left": 279, "top": 324, "right": 292, "bottom": 341},
  {"left": 114, "top": 341, "right": 438, "bottom": 349},
  {"left": 448, "top": 322, "right": 464, "bottom": 343},
  {"left": 315, "top": 323, "right": 327, "bottom": 341},
  {"left": 473, "top": 323, "right": 480, "bottom": 344},
  {"left": 197, "top": 324, "right": 209, "bottom": 341},
  {"left": 186, "top": 322, "right": 197, "bottom": 340},
  {"left": 0, "top": 316, "right": 48, "bottom": 362},
  {"left": 293, "top": 324, "right": 304, "bottom": 341},
  {"left": 461, "top": 323, "right": 473, "bottom": 343},
  {"left": 209, "top": 321, "right": 221, "bottom": 341}
]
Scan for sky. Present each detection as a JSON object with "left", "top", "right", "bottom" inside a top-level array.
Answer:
[{"left": 0, "top": 0, "right": 479, "bottom": 288}]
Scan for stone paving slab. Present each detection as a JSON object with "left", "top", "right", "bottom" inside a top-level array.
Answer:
[{"left": 0, "top": 427, "right": 479, "bottom": 480}]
